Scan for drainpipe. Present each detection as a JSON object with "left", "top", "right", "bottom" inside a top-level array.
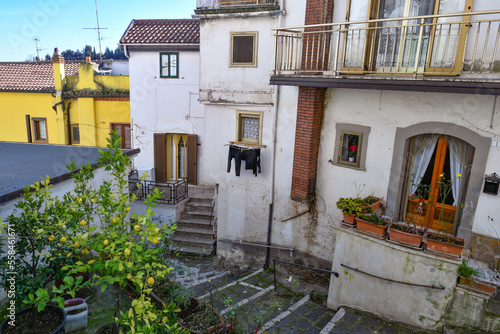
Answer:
[
  {"left": 123, "top": 45, "right": 130, "bottom": 59},
  {"left": 265, "top": 0, "right": 285, "bottom": 269}
]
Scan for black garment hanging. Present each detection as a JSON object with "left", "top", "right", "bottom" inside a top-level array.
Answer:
[{"left": 227, "top": 145, "right": 261, "bottom": 177}]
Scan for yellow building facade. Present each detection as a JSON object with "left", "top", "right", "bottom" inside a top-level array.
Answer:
[{"left": 0, "top": 50, "right": 130, "bottom": 148}]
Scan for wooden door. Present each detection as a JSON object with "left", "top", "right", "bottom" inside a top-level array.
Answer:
[
  {"left": 154, "top": 133, "right": 167, "bottom": 182},
  {"left": 187, "top": 134, "right": 198, "bottom": 185}
]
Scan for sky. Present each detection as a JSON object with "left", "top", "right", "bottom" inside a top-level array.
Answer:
[{"left": 0, "top": 0, "right": 196, "bottom": 61}]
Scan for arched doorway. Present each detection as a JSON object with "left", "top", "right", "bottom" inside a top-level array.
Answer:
[{"left": 400, "top": 134, "right": 475, "bottom": 234}]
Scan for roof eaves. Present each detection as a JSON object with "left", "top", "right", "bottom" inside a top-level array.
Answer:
[{"left": 119, "top": 19, "right": 136, "bottom": 45}]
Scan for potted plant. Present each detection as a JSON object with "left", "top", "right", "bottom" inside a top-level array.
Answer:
[
  {"left": 425, "top": 174, "right": 465, "bottom": 258},
  {"left": 355, "top": 213, "right": 390, "bottom": 238},
  {"left": 362, "top": 196, "right": 383, "bottom": 213},
  {"left": 347, "top": 144, "right": 357, "bottom": 162},
  {"left": 456, "top": 260, "right": 498, "bottom": 296},
  {"left": 336, "top": 197, "right": 365, "bottom": 225}
]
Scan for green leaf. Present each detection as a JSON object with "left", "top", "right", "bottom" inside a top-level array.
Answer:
[
  {"left": 37, "top": 302, "right": 46, "bottom": 312},
  {"left": 101, "top": 283, "right": 108, "bottom": 292}
]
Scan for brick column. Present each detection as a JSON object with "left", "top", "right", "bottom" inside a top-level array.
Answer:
[{"left": 290, "top": 0, "right": 333, "bottom": 203}]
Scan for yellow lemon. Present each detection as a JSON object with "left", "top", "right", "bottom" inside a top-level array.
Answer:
[
  {"left": 147, "top": 277, "right": 154, "bottom": 285},
  {"left": 60, "top": 237, "right": 66, "bottom": 243},
  {"left": 73, "top": 242, "right": 80, "bottom": 248},
  {"left": 77, "top": 197, "right": 82, "bottom": 203},
  {"left": 48, "top": 235, "right": 55, "bottom": 242},
  {"left": 112, "top": 217, "right": 118, "bottom": 224},
  {"left": 79, "top": 220, "right": 87, "bottom": 226},
  {"left": 124, "top": 248, "right": 131, "bottom": 256},
  {"left": 133, "top": 225, "right": 140, "bottom": 232},
  {"left": 127, "top": 274, "right": 132, "bottom": 280},
  {"left": 126, "top": 206, "right": 131, "bottom": 212},
  {"left": 103, "top": 239, "right": 109, "bottom": 246},
  {"left": 153, "top": 237, "right": 159, "bottom": 244}
]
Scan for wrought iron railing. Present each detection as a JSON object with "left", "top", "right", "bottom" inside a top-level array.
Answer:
[
  {"left": 197, "top": 0, "right": 277, "bottom": 9},
  {"left": 272, "top": 10, "right": 500, "bottom": 77},
  {"left": 128, "top": 171, "right": 188, "bottom": 205}
]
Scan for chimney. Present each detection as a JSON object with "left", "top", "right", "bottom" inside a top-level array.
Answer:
[{"left": 52, "top": 47, "right": 65, "bottom": 92}]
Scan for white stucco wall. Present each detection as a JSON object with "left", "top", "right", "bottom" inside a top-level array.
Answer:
[
  {"left": 129, "top": 49, "right": 204, "bottom": 182},
  {"left": 328, "top": 228, "right": 461, "bottom": 331}
]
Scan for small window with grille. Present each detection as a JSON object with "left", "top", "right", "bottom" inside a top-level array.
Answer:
[{"left": 236, "top": 111, "right": 263, "bottom": 144}]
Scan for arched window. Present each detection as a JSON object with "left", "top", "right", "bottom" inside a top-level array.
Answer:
[{"left": 401, "top": 134, "right": 474, "bottom": 233}]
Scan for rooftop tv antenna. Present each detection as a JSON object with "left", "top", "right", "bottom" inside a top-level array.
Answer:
[
  {"left": 82, "top": 0, "right": 107, "bottom": 61},
  {"left": 34, "top": 38, "right": 46, "bottom": 61}
]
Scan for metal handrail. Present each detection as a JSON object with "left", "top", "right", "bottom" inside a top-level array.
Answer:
[
  {"left": 273, "top": 9, "right": 500, "bottom": 76},
  {"left": 128, "top": 171, "right": 188, "bottom": 205}
]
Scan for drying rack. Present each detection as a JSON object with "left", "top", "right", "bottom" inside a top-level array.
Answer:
[{"left": 227, "top": 141, "right": 266, "bottom": 149}]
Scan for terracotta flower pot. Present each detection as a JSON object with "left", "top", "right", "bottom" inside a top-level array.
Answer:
[
  {"left": 342, "top": 212, "right": 356, "bottom": 225},
  {"left": 363, "top": 196, "right": 382, "bottom": 212},
  {"left": 457, "top": 276, "right": 498, "bottom": 296},
  {"left": 355, "top": 216, "right": 389, "bottom": 238},
  {"left": 388, "top": 223, "right": 424, "bottom": 249},
  {"left": 426, "top": 232, "right": 465, "bottom": 257}
]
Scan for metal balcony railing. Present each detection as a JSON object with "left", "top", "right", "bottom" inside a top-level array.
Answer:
[
  {"left": 197, "top": 0, "right": 277, "bottom": 9},
  {"left": 128, "top": 171, "right": 188, "bottom": 205},
  {"left": 272, "top": 10, "right": 500, "bottom": 77}
]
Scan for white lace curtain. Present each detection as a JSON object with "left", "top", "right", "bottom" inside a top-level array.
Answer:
[
  {"left": 448, "top": 136, "right": 474, "bottom": 205},
  {"left": 407, "top": 134, "right": 474, "bottom": 205},
  {"left": 408, "top": 134, "right": 439, "bottom": 195}
]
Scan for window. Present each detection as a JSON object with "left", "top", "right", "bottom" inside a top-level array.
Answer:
[
  {"left": 159, "top": 53, "right": 179, "bottom": 78},
  {"left": 230, "top": 32, "right": 258, "bottom": 67},
  {"left": 333, "top": 124, "right": 370, "bottom": 170},
  {"left": 236, "top": 111, "right": 263, "bottom": 144},
  {"left": 71, "top": 125, "right": 80, "bottom": 144},
  {"left": 32, "top": 118, "right": 48, "bottom": 143},
  {"left": 343, "top": 0, "right": 472, "bottom": 73},
  {"left": 111, "top": 123, "right": 131, "bottom": 149}
]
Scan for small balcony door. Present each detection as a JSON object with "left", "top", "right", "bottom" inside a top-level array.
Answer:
[
  {"left": 154, "top": 133, "right": 197, "bottom": 185},
  {"left": 402, "top": 134, "right": 474, "bottom": 234}
]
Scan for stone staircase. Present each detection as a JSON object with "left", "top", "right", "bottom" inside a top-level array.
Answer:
[{"left": 171, "top": 185, "right": 216, "bottom": 256}]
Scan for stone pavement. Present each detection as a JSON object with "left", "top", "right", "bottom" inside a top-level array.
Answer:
[{"left": 170, "top": 257, "right": 472, "bottom": 334}]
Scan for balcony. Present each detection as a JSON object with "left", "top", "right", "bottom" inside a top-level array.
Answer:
[
  {"left": 271, "top": 10, "right": 500, "bottom": 94},
  {"left": 195, "top": 0, "right": 279, "bottom": 14},
  {"left": 129, "top": 170, "right": 188, "bottom": 205}
]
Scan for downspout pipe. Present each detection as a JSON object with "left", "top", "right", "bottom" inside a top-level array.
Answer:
[{"left": 265, "top": 0, "right": 284, "bottom": 269}]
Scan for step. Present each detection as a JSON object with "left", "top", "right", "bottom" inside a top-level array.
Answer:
[
  {"left": 174, "top": 231, "right": 214, "bottom": 242},
  {"left": 170, "top": 244, "right": 214, "bottom": 256},
  {"left": 185, "top": 203, "right": 213, "bottom": 213},
  {"left": 176, "top": 217, "right": 213, "bottom": 228},
  {"left": 187, "top": 197, "right": 213, "bottom": 206},
  {"left": 181, "top": 212, "right": 213, "bottom": 221},
  {"left": 175, "top": 225, "right": 214, "bottom": 235},
  {"left": 188, "top": 185, "right": 215, "bottom": 199},
  {"left": 172, "top": 235, "right": 215, "bottom": 245}
]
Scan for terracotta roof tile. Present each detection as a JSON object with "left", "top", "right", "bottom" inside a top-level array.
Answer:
[
  {"left": 120, "top": 19, "right": 200, "bottom": 45},
  {"left": 0, "top": 61, "right": 81, "bottom": 92}
]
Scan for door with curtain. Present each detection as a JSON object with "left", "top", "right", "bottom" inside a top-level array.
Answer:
[
  {"left": 154, "top": 133, "right": 197, "bottom": 185},
  {"left": 402, "top": 134, "right": 474, "bottom": 233}
]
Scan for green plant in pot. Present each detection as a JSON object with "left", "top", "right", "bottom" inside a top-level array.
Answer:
[
  {"left": 336, "top": 197, "right": 365, "bottom": 224},
  {"left": 457, "top": 260, "right": 478, "bottom": 284}
]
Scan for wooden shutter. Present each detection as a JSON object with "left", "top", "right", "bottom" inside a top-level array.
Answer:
[
  {"left": 187, "top": 134, "right": 198, "bottom": 185},
  {"left": 154, "top": 133, "right": 167, "bottom": 182}
]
